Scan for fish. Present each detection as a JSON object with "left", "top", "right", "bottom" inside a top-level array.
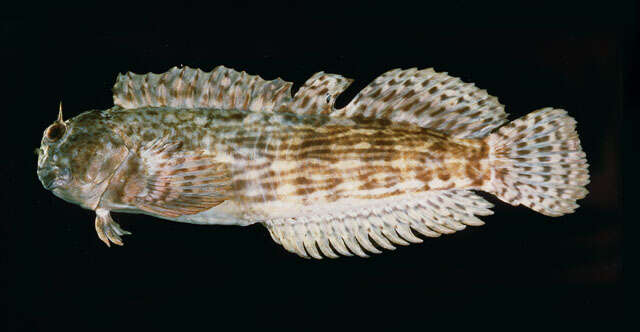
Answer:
[{"left": 36, "top": 65, "right": 590, "bottom": 259}]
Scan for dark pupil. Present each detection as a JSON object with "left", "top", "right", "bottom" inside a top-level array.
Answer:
[{"left": 47, "top": 124, "right": 65, "bottom": 141}]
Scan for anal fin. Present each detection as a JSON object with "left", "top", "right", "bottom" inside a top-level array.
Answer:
[{"left": 264, "top": 190, "right": 493, "bottom": 259}]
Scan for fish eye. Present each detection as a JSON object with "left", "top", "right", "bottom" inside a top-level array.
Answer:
[{"left": 46, "top": 123, "right": 66, "bottom": 142}]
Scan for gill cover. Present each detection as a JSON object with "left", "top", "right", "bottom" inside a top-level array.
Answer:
[{"left": 37, "top": 104, "right": 129, "bottom": 210}]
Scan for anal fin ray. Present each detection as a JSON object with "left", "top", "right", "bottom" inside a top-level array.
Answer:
[{"left": 264, "top": 190, "right": 492, "bottom": 259}]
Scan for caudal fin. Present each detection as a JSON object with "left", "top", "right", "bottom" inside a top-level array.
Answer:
[{"left": 486, "top": 108, "right": 589, "bottom": 216}]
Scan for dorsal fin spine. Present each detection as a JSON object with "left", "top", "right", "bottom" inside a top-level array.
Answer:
[{"left": 113, "top": 66, "right": 507, "bottom": 137}]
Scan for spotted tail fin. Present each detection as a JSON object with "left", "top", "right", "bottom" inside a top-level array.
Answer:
[{"left": 486, "top": 108, "right": 590, "bottom": 216}]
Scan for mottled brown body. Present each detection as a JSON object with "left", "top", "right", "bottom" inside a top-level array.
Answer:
[
  {"left": 36, "top": 65, "right": 588, "bottom": 258},
  {"left": 89, "top": 107, "right": 489, "bottom": 221},
  {"left": 230, "top": 121, "right": 490, "bottom": 205}
]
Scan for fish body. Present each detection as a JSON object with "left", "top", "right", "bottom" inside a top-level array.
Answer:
[{"left": 37, "top": 66, "right": 589, "bottom": 258}]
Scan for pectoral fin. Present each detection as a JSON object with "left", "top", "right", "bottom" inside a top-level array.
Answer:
[{"left": 134, "top": 139, "right": 232, "bottom": 218}]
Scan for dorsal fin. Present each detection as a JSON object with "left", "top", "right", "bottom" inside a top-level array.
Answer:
[
  {"left": 332, "top": 68, "right": 508, "bottom": 138},
  {"left": 113, "top": 66, "right": 508, "bottom": 138},
  {"left": 113, "top": 65, "right": 293, "bottom": 112},
  {"left": 286, "top": 72, "right": 353, "bottom": 116}
]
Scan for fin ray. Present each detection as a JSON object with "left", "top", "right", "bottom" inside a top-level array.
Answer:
[
  {"left": 486, "top": 108, "right": 589, "bottom": 216},
  {"left": 264, "top": 190, "right": 492, "bottom": 259},
  {"left": 334, "top": 68, "right": 509, "bottom": 138},
  {"left": 135, "top": 138, "right": 232, "bottom": 218},
  {"left": 287, "top": 72, "right": 353, "bottom": 115},
  {"left": 114, "top": 66, "right": 506, "bottom": 138},
  {"left": 113, "top": 66, "right": 294, "bottom": 112}
]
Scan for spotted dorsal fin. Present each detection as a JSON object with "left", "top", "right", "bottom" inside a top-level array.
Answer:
[
  {"left": 113, "top": 65, "right": 294, "bottom": 112},
  {"left": 286, "top": 72, "right": 353, "bottom": 116},
  {"left": 113, "top": 66, "right": 508, "bottom": 138},
  {"left": 332, "top": 68, "right": 509, "bottom": 138}
]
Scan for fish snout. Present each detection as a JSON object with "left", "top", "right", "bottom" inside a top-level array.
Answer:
[{"left": 37, "top": 166, "right": 71, "bottom": 190}]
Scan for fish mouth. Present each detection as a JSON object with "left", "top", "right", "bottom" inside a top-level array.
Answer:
[{"left": 37, "top": 167, "right": 71, "bottom": 190}]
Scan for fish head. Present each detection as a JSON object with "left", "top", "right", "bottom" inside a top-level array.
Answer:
[{"left": 36, "top": 106, "right": 129, "bottom": 210}]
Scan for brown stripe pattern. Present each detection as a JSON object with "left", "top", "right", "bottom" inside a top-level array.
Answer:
[
  {"left": 36, "top": 65, "right": 587, "bottom": 255},
  {"left": 98, "top": 107, "right": 491, "bottom": 222},
  {"left": 234, "top": 125, "right": 490, "bottom": 207}
]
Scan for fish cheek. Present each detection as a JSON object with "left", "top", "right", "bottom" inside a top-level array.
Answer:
[
  {"left": 62, "top": 140, "right": 96, "bottom": 183},
  {"left": 73, "top": 144, "right": 128, "bottom": 185},
  {"left": 95, "top": 146, "right": 129, "bottom": 184},
  {"left": 99, "top": 154, "right": 146, "bottom": 209}
]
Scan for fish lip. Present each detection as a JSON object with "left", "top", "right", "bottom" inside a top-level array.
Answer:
[
  {"left": 44, "top": 178, "right": 67, "bottom": 190},
  {"left": 41, "top": 179, "right": 55, "bottom": 190},
  {"left": 38, "top": 167, "right": 71, "bottom": 190}
]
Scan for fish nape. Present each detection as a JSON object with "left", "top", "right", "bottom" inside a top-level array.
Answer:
[{"left": 36, "top": 65, "right": 589, "bottom": 258}]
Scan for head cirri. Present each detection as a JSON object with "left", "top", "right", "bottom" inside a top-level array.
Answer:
[{"left": 36, "top": 103, "right": 129, "bottom": 210}]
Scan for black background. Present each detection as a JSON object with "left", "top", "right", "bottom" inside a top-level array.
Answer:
[{"left": 3, "top": 1, "right": 631, "bottom": 331}]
